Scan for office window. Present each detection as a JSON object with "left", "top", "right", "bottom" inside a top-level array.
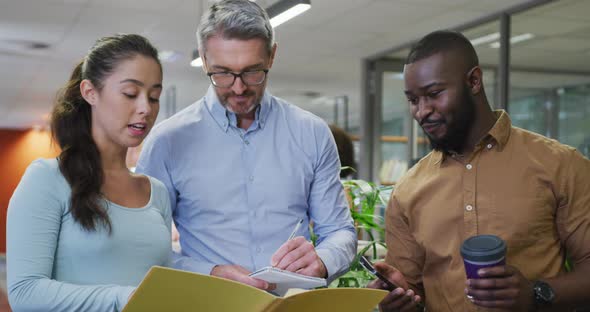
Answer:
[
  {"left": 380, "top": 65, "right": 410, "bottom": 185},
  {"left": 462, "top": 21, "right": 500, "bottom": 107},
  {"left": 510, "top": 0, "right": 590, "bottom": 157}
]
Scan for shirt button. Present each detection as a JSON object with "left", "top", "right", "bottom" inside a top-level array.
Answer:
[
  {"left": 466, "top": 205, "right": 473, "bottom": 211},
  {"left": 256, "top": 247, "right": 262, "bottom": 253},
  {"left": 487, "top": 143, "right": 493, "bottom": 149},
  {"left": 249, "top": 175, "right": 254, "bottom": 181},
  {"left": 245, "top": 140, "right": 250, "bottom": 145},
  {"left": 466, "top": 164, "right": 473, "bottom": 170}
]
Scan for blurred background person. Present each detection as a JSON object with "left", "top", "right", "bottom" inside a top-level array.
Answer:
[{"left": 329, "top": 124, "right": 357, "bottom": 180}]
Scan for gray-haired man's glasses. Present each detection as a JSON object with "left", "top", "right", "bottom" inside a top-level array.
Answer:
[{"left": 207, "top": 69, "right": 269, "bottom": 88}]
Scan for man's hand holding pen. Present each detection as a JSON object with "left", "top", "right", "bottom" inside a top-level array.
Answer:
[
  {"left": 270, "top": 219, "right": 328, "bottom": 278},
  {"left": 271, "top": 236, "right": 328, "bottom": 278}
]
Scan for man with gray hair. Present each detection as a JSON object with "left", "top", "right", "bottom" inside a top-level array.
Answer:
[{"left": 136, "top": 0, "right": 356, "bottom": 290}]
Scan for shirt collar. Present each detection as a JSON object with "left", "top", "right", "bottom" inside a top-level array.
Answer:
[
  {"left": 204, "top": 85, "right": 272, "bottom": 132},
  {"left": 431, "top": 109, "right": 511, "bottom": 166},
  {"left": 486, "top": 110, "right": 511, "bottom": 150},
  {"left": 431, "top": 149, "right": 444, "bottom": 166}
]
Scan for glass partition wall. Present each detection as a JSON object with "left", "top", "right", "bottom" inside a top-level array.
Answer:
[
  {"left": 510, "top": 0, "right": 590, "bottom": 154},
  {"left": 360, "top": 0, "right": 590, "bottom": 182},
  {"left": 379, "top": 61, "right": 409, "bottom": 185}
]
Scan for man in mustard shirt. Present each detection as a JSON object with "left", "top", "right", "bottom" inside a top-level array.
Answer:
[{"left": 368, "top": 30, "right": 590, "bottom": 311}]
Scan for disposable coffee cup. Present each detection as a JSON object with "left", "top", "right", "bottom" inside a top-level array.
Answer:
[{"left": 460, "top": 235, "right": 506, "bottom": 279}]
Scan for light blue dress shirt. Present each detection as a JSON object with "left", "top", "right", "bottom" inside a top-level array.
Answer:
[
  {"left": 136, "top": 86, "right": 357, "bottom": 282},
  {"left": 7, "top": 159, "right": 172, "bottom": 312}
]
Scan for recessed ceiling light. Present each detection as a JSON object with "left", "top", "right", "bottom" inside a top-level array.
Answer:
[
  {"left": 268, "top": 0, "right": 311, "bottom": 28},
  {"left": 470, "top": 32, "right": 500, "bottom": 46},
  {"left": 510, "top": 33, "right": 535, "bottom": 44},
  {"left": 489, "top": 33, "right": 535, "bottom": 48},
  {"left": 0, "top": 39, "right": 51, "bottom": 51},
  {"left": 158, "top": 50, "right": 182, "bottom": 63},
  {"left": 386, "top": 72, "right": 404, "bottom": 80}
]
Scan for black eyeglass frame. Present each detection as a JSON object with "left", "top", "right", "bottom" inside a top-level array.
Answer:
[{"left": 207, "top": 69, "right": 270, "bottom": 88}]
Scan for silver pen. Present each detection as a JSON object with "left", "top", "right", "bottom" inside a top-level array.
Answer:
[{"left": 287, "top": 218, "right": 304, "bottom": 241}]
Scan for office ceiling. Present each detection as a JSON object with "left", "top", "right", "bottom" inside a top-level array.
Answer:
[
  {"left": 0, "top": 0, "right": 567, "bottom": 129},
  {"left": 381, "top": 0, "right": 590, "bottom": 116}
]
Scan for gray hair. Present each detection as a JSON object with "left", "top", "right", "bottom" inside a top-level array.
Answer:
[{"left": 197, "top": 0, "right": 274, "bottom": 56}]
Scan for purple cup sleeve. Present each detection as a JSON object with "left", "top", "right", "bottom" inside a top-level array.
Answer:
[{"left": 463, "top": 257, "right": 506, "bottom": 279}]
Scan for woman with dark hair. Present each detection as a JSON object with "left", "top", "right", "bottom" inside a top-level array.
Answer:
[{"left": 6, "top": 34, "right": 170, "bottom": 311}]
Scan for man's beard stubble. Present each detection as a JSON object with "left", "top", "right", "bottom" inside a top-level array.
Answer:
[
  {"left": 220, "top": 90, "right": 262, "bottom": 115},
  {"left": 428, "top": 85, "right": 476, "bottom": 154}
]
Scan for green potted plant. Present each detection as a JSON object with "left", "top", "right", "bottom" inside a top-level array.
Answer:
[{"left": 329, "top": 169, "right": 393, "bottom": 288}]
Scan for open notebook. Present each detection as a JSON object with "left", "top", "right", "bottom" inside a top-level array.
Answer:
[
  {"left": 249, "top": 266, "right": 326, "bottom": 296},
  {"left": 122, "top": 266, "right": 387, "bottom": 312}
]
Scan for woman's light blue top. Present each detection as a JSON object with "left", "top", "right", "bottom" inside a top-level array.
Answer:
[{"left": 7, "top": 159, "right": 172, "bottom": 312}]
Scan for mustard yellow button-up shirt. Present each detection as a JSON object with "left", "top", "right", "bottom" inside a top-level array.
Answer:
[{"left": 386, "top": 111, "right": 590, "bottom": 311}]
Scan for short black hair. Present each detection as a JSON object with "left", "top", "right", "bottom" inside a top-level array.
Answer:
[{"left": 406, "top": 30, "right": 479, "bottom": 69}]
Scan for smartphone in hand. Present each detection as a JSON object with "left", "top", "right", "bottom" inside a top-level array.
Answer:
[
  {"left": 361, "top": 256, "right": 425, "bottom": 309},
  {"left": 359, "top": 255, "right": 399, "bottom": 290}
]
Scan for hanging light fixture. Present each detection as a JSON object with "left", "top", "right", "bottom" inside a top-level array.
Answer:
[
  {"left": 191, "top": 0, "right": 311, "bottom": 67},
  {"left": 267, "top": 0, "right": 311, "bottom": 28}
]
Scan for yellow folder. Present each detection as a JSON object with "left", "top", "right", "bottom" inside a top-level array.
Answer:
[{"left": 123, "top": 266, "right": 388, "bottom": 312}]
